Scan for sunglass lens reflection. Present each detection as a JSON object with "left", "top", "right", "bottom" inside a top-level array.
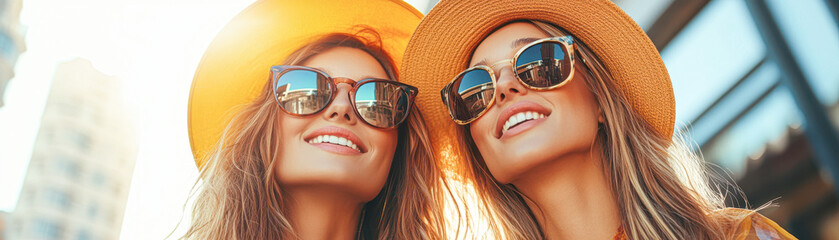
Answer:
[
  {"left": 515, "top": 42, "right": 572, "bottom": 88},
  {"left": 451, "top": 69, "right": 494, "bottom": 122},
  {"left": 275, "top": 69, "right": 332, "bottom": 115},
  {"left": 354, "top": 81, "right": 410, "bottom": 128}
]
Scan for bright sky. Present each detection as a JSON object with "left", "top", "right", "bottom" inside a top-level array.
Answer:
[{"left": 0, "top": 0, "right": 429, "bottom": 239}]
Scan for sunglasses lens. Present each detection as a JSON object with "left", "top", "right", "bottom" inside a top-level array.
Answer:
[
  {"left": 448, "top": 68, "right": 494, "bottom": 122},
  {"left": 274, "top": 69, "right": 332, "bottom": 115},
  {"left": 515, "top": 41, "right": 572, "bottom": 88},
  {"left": 354, "top": 81, "right": 411, "bottom": 128}
]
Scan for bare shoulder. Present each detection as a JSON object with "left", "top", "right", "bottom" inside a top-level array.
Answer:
[{"left": 713, "top": 208, "right": 798, "bottom": 240}]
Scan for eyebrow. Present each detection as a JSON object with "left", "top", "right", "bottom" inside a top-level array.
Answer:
[
  {"left": 312, "top": 67, "right": 332, "bottom": 76},
  {"left": 472, "top": 59, "right": 489, "bottom": 68},
  {"left": 511, "top": 37, "right": 542, "bottom": 48},
  {"left": 358, "top": 76, "right": 383, "bottom": 81},
  {"left": 470, "top": 37, "right": 543, "bottom": 67}
]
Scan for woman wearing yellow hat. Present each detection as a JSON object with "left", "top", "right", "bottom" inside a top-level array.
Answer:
[
  {"left": 402, "top": 0, "right": 796, "bottom": 239},
  {"left": 183, "top": 0, "right": 450, "bottom": 239}
]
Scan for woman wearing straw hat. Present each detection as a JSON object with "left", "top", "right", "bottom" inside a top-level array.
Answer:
[
  {"left": 182, "top": 0, "right": 450, "bottom": 239},
  {"left": 401, "top": 0, "right": 796, "bottom": 239}
]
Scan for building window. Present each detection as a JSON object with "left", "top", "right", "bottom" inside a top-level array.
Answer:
[
  {"left": 76, "top": 229, "right": 94, "bottom": 240},
  {"left": 91, "top": 171, "right": 106, "bottom": 187},
  {"left": 767, "top": 0, "right": 839, "bottom": 106},
  {"left": 67, "top": 130, "right": 91, "bottom": 152},
  {"left": 44, "top": 188, "right": 72, "bottom": 210},
  {"left": 660, "top": 0, "right": 765, "bottom": 123},
  {"left": 32, "top": 219, "right": 63, "bottom": 239},
  {"left": 86, "top": 202, "right": 99, "bottom": 220},
  {"left": 55, "top": 156, "right": 81, "bottom": 180},
  {"left": 703, "top": 87, "right": 802, "bottom": 177},
  {"left": 0, "top": 32, "right": 18, "bottom": 63}
]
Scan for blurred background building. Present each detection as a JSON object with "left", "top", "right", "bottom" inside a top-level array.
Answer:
[
  {"left": 422, "top": 0, "right": 839, "bottom": 238},
  {"left": 8, "top": 58, "right": 137, "bottom": 240},
  {"left": 618, "top": 1, "right": 839, "bottom": 239},
  {"left": 0, "top": 0, "right": 25, "bottom": 108}
]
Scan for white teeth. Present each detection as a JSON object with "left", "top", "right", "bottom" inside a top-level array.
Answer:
[
  {"left": 502, "top": 111, "right": 547, "bottom": 135},
  {"left": 307, "top": 135, "right": 361, "bottom": 152}
]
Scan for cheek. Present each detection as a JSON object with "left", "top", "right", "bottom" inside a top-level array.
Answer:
[
  {"left": 367, "top": 129, "right": 399, "bottom": 164},
  {"left": 541, "top": 81, "right": 601, "bottom": 152},
  {"left": 276, "top": 114, "right": 308, "bottom": 156},
  {"left": 548, "top": 103, "right": 599, "bottom": 149},
  {"left": 468, "top": 114, "right": 506, "bottom": 175},
  {"left": 274, "top": 114, "right": 312, "bottom": 183},
  {"left": 357, "top": 129, "right": 399, "bottom": 199},
  {"left": 468, "top": 114, "right": 493, "bottom": 152}
]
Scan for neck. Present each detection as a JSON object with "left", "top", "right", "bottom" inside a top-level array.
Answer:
[
  {"left": 512, "top": 147, "right": 621, "bottom": 239},
  {"left": 286, "top": 186, "right": 364, "bottom": 240}
]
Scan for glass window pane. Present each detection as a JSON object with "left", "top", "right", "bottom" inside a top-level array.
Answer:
[
  {"left": 689, "top": 61, "right": 781, "bottom": 145},
  {"left": 33, "top": 218, "right": 63, "bottom": 239},
  {"left": 661, "top": 0, "right": 766, "bottom": 123},
  {"left": 703, "top": 87, "right": 803, "bottom": 177},
  {"left": 767, "top": 0, "right": 839, "bottom": 106}
]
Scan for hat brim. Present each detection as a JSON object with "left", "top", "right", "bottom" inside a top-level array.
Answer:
[
  {"left": 400, "top": 0, "right": 675, "bottom": 174},
  {"left": 188, "top": 0, "right": 422, "bottom": 169}
]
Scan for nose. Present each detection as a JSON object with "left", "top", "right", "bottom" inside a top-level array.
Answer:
[
  {"left": 493, "top": 61, "right": 528, "bottom": 104},
  {"left": 321, "top": 83, "right": 358, "bottom": 125}
]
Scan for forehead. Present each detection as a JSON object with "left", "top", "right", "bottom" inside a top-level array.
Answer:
[
  {"left": 302, "top": 46, "right": 389, "bottom": 80},
  {"left": 470, "top": 22, "right": 551, "bottom": 66}
]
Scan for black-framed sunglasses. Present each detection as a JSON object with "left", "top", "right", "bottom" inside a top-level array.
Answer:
[
  {"left": 271, "top": 65, "right": 418, "bottom": 129},
  {"left": 440, "top": 36, "right": 577, "bottom": 125}
]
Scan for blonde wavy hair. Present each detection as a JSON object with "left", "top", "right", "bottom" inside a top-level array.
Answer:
[
  {"left": 179, "top": 30, "right": 449, "bottom": 239},
  {"left": 456, "top": 20, "right": 755, "bottom": 239}
]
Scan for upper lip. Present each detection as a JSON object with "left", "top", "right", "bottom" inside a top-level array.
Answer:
[
  {"left": 494, "top": 101, "right": 552, "bottom": 138},
  {"left": 303, "top": 126, "right": 367, "bottom": 153}
]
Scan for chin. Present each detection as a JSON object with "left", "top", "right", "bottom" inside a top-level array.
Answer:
[
  {"left": 485, "top": 154, "right": 535, "bottom": 183},
  {"left": 277, "top": 161, "right": 389, "bottom": 200},
  {"left": 486, "top": 140, "right": 570, "bottom": 183}
]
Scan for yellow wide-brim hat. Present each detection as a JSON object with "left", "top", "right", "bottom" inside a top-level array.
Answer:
[
  {"left": 400, "top": 0, "right": 675, "bottom": 173},
  {"left": 188, "top": 0, "right": 422, "bottom": 169}
]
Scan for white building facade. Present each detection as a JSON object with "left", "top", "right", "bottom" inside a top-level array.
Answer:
[{"left": 10, "top": 59, "right": 136, "bottom": 240}]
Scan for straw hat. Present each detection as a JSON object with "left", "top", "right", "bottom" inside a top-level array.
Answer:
[
  {"left": 400, "top": 0, "right": 675, "bottom": 171},
  {"left": 188, "top": 0, "right": 422, "bottom": 169}
]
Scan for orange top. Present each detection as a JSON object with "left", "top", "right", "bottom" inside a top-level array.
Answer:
[
  {"left": 613, "top": 226, "right": 626, "bottom": 240},
  {"left": 611, "top": 210, "right": 797, "bottom": 239},
  {"left": 729, "top": 211, "right": 797, "bottom": 240}
]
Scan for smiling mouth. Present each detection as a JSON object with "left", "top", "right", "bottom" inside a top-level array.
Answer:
[
  {"left": 303, "top": 126, "right": 366, "bottom": 154},
  {"left": 307, "top": 135, "right": 361, "bottom": 152},
  {"left": 495, "top": 101, "right": 552, "bottom": 139},
  {"left": 502, "top": 111, "right": 547, "bottom": 135}
]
